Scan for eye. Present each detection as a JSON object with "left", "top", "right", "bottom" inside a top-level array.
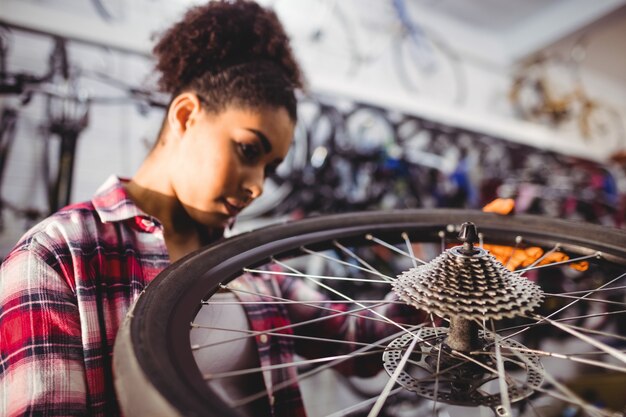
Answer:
[
  {"left": 264, "top": 163, "right": 279, "bottom": 178},
  {"left": 237, "top": 142, "right": 262, "bottom": 162}
]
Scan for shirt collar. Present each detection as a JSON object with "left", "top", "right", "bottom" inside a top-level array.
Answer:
[{"left": 92, "top": 175, "right": 152, "bottom": 224}]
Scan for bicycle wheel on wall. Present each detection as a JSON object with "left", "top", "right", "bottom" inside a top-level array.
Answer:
[{"left": 114, "top": 209, "right": 626, "bottom": 417}]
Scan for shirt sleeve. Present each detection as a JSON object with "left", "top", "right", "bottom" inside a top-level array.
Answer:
[
  {"left": 0, "top": 247, "right": 87, "bottom": 416},
  {"left": 275, "top": 274, "right": 427, "bottom": 376}
]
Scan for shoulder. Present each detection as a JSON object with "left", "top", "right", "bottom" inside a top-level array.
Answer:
[
  {"left": 1, "top": 200, "right": 129, "bottom": 285},
  {"left": 0, "top": 200, "right": 133, "bottom": 299},
  {"left": 7, "top": 202, "right": 101, "bottom": 259}
]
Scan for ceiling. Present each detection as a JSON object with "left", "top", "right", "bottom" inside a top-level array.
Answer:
[
  {"left": 547, "top": 4, "right": 626, "bottom": 84},
  {"left": 415, "top": 0, "right": 567, "bottom": 32},
  {"left": 398, "top": 0, "right": 626, "bottom": 70}
]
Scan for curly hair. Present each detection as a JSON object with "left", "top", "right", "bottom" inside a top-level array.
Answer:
[{"left": 153, "top": 0, "right": 304, "bottom": 121}]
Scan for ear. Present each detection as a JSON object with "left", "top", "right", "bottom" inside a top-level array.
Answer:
[{"left": 166, "top": 92, "right": 202, "bottom": 139}]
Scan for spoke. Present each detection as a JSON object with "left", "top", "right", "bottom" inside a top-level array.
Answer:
[
  {"left": 438, "top": 230, "right": 446, "bottom": 253},
  {"left": 501, "top": 340, "right": 612, "bottom": 417},
  {"left": 325, "top": 388, "right": 403, "bottom": 417},
  {"left": 523, "top": 243, "right": 560, "bottom": 270},
  {"left": 429, "top": 313, "right": 440, "bottom": 337},
  {"left": 365, "top": 234, "right": 428, "bottom": 265},
  {"left": 243, "top": 267, "right": 391, "bottom": 284},
  {"left": 194, "top": 293, "right": 391, "bottom": 350},
  {"left": 301, "top": 246, "right": 396, "bottom": 281},
  {"left": 191, "top": 323, "right": 393, "bottom": 350},
  {"left": 528, "top": 384, "right": 609, "bottom": 417},
  {"left": 516, "top": 252, "right": 600, "bottom": 274},
  {"left": 489, "top": 319, "right": 512, "bottom": 417},
  {"left": 496, "top": 271, "right": 626, "bottom": 344},
  {"left": 504, "top": 235, "right": 523, "bottom": 269},
  {"left": 202, "top": 299, "right": 399, "bottom": 305},
  {"left": 541, "top": 319, "right": 626, "bottom": 343},
  {"left": 526, "top": 397, "right": 544, "bottom": 417},
  {"left": 447, "top": 327, "right": 531, "bottom": 390},
  {"left": 230, "top": 323, "right": 427, "bottom": 408},
  {"left": 497, "top": 308, "right": 626, "bottom": 334},
  {"left": 544, "top": 292, "right": 626, "bottom": 307},
  {"left": 368, "top": 329, "right": 421, "bottom": 417},
  {"left": 505, "top": 345, "right": 626, "bottom": 373},
  {"left": 432, "top": 330, "right": 443, "bottom": 416},
  {"left": 272, "top": 257, "right": 418, "bottom": 337},
  {"left": 559, "top": 284, "right": 626, "bottom": 296},
  {"left": 204, "top": 350, "right": 385, "bottom": 380},
  {"left": 332, "top": 240, "right": 395, "bottom": 281},
  {"left": 402, "top": 232, "right": 420, "bottom": 268},
  {"left": 444, "top": 350, "right": 498, "bottom": 380},
  {"left": 442, "top": 344, "right": 525, "bottom": 416},
  {"left": 479, "top": 326, "right": 612, "bottom": 417},
  {"left": 530, "top": 313, "right": 626, "bottom": 364},
  {"left": 468, "top": 350, "right": 521, "bottom": 358},
  {"left": 224, "top": 284, "right": 402, "bottom": 326},
  {"left": 408, "top": 359, "right": 470, "bottom": 381},
  {"left": 557, "top": 349, "right": 626, "bottom": 356}
]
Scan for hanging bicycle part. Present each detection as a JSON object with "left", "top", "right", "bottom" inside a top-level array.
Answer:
[
  {"left": 509, "top": 40, "right": 625, "bottom": 149},
  {"left": 90, "top": 0, "right": 123, "bottom": 22},
  {"left": 391, "top": 0, "right": 466, "bottom": 106},
  {"left": 271, "top": 0, "right": 362, "bottom": 78},
  {"left": 43, "top": 92, "right": 90, "bottom": 213},
  {"left": 42, "top": 38, "right": 91, "bottom": 213},
  {"left": 0, "top": 107, "right": 18, "bottom": 230}
]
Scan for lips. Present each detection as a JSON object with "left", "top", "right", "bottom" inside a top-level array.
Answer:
[{"left": 222, "top": 198, "right": 247, "bottom": 217}]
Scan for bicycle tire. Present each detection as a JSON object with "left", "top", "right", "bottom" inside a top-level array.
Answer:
[{"left": 114, "top": 209, "right": 626, "bottom": 417}]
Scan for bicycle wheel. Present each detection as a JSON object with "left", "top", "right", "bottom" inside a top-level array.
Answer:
[{"left": 114, "top": 209, "right": 626, "bottom": 417}]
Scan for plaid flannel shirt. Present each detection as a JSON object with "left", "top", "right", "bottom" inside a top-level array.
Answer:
[
  {"left": 0, "top": 176, "right": 170, "bottom": 416},
  {"left": 1, "top": 176, "right": 426, "bottom": 417}
]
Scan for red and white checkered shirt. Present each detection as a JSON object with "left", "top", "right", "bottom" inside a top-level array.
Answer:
[
  {"left": 1, "top": 176, "right": 426, "bottom": 416},
  {"left": 0, "top": 176, "right": 172, "bottom": 416}
]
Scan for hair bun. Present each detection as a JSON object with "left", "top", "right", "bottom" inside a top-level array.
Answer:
[{"left": 153, "top": 0, "right": 303, "bottom": 94}]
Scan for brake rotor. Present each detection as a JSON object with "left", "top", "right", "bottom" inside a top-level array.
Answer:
[{"left": 382, "top": 328, "right": 544, "bottom": 407}]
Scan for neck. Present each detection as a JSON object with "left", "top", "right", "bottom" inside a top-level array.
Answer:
[{"left": 125, "top": 143, "right": 219, "bottom": 262}]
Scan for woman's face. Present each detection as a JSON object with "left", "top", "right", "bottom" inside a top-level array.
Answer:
[{"left": 169, "top": 104, "right": 294, "bottom": 228}]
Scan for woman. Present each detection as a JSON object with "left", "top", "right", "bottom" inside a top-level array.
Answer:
[
  {"left": 1, "top": 2, "right": 426, "bottom": 415},
  {"left": 0, "top": 1, "right": 303, "bottom": 415}
]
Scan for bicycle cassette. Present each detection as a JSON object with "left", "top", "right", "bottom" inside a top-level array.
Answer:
[{"left": 393, "top": 243, "right": 544, "bottom": 320}]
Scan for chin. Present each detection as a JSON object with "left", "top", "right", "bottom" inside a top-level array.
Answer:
[
  {"left": 184, "top": 205, "right": 227, "bottom": 227},
  {"left": 198, "top": 213, "right": 231, "bottom": 229}
]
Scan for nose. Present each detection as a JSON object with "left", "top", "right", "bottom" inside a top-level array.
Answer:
[{"left": 243, "top": 166, "right": 264, "bottom": 200}]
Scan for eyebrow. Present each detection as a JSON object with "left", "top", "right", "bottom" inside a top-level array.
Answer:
[{"left": 246, "top": 129, "right": 272, "bottom": 153}]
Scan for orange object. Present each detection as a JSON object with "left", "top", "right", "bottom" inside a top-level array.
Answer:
[
  {"left": 481, "top": 198, "right": 588, "bottom": 271},
  {"left": 482, "top": 198, "right": 515, "bottom": 215},
  {"left": 482, "top": 244, "right": 543, "bottom": 271},
  {"left": 569, "top": 261, "right": 589, "bottom": 271}
]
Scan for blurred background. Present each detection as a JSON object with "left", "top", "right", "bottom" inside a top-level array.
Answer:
[{"left": 1, "top": 0, "right": 625, "bottom": 257}]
